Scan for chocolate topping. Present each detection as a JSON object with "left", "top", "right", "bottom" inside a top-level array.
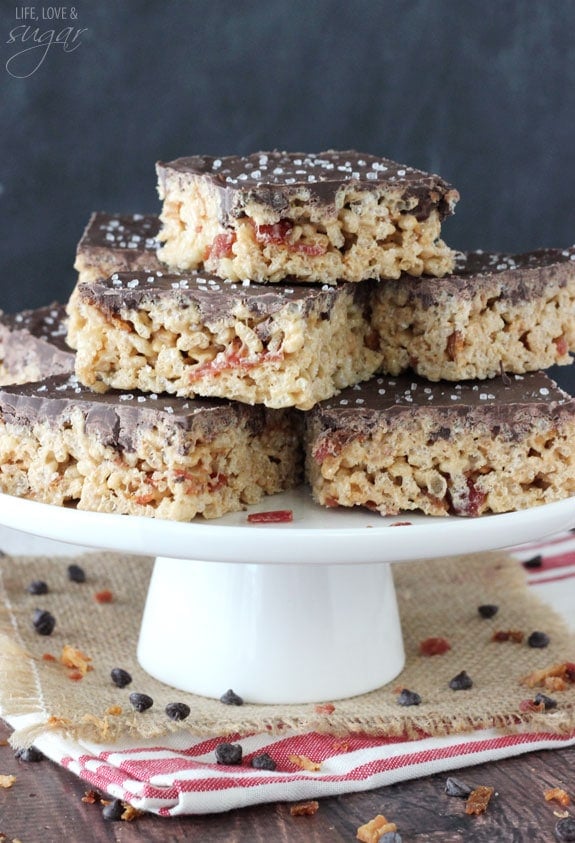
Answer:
[
  {"left": 310, "top": 372, "right": 575, "bottom": 440},
  {"left": 157, "top": 150, "right": 459, "bottom": 223},
  {"left": 388, "top": 244, "right": 575, "bottom": 309},
  {"left": 0, "top": 303, "right": 75, "bottom": 379},
  {"left": 76, "top": 270, "right": 367, "bottom": 324},
  {"left": 0, "top": 375, "right": 269, "bottom": 452},
  {"left": 77, "top": 212, "right": 160, "bottom": 254}
]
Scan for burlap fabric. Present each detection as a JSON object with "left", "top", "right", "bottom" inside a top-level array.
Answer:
[{"left": 0, "top": 549, "right": 573, "bottom": 749}]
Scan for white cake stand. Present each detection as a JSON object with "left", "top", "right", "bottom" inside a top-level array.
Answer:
[{"left": 0, "top": 489, "right": 573, "bottom": 705}]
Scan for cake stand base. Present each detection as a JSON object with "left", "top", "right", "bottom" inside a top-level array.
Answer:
[{"left": 137, "top": 557, "right": 405, "bottom": 704}]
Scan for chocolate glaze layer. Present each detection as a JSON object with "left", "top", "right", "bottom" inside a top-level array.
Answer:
[
  {"left": 309, "top": 372, "right": 575, "bottom": 441},
  {"left": 0, "top": 374, "right": 272, "bottom": 452},
  {"left": 0, "top": 304, "right": 75, "bottom": 379},
  {"left": 77, "top": 212, "right": 160, "bottom": 253},
  {"left": 76, "top": 270, "right": 372, "bottom": 324},
  {"left": 389, "top": 245, "right": 575, "bottom": 309},
  {"left": 157, "top": 150, "right": 459, "bottom": 224}
]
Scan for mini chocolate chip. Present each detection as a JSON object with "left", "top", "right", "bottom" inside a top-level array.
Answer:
[
  {"left": 215, "top": 742, "right": 242, "bottom": 765},
  {"left": 32, "top": 608, "right": 55, "bottom": 636},
  {"left": 165, "top": 702, "right": 191, "bottom": 721},
  {"left": 129, "top": 692, "right": 153, "bottom": 712},
  {"left": 445, "top": 776, "right": 473, "bottom": 797},
  {"left": 67, "top": 563, "right": 86, "bottom": 583},
  {"left": 527, "top": 631, "right": 550, "bottom": 648},
  {"left": 522, "top": 554, "right": 543, "bottom": 569},
  {"left": 110, "top": 668, "right": 132, "bottom": 688},
  {"left": 555, "top": 817, "right": 575, "bottom": 841},
  {"left": 250, "top": 752, "right": 277, "bottom": 771},
  {"left": 534, "top": 693, "right": 557, "bottom": 710},
  {"left": 220, "top": 688, "right": 244, "bottom": 706},
  {"left": 477, "top": 604, "right": 498, "bottom": 618},
  {"left": 27, "top": 580, "right": 49, "bottom": 595},
  {"left": 15, "top": 746, "right": 44, "bottom": 762},
  {"left": 449, "top": 670, "right": 473, "bottom": 691},
  {"left": 397, "top": 689, "right": 422, "bottom": 706},
  {"left": 102, "top": 798, "right": 124, "bottom": 821}
]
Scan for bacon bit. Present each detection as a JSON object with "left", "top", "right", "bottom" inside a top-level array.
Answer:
[
  {"left": 419, "top": 636, "right": 451, "bottom": 656},
  {"left": 554, "top": 335, "right": 569, "bottom": 356},
  {"left": 188, "top": 343, "right": 284, "bottom": 383},
  {"left": 207, "top": 231, "right": 236, "bottom": 260},
  {"left": 291, "top": 241, "right": 327, "bottom": 256},
  {"left": 544, "top": 787, "right": 571, "bottom": 807},
  {"left": 247, "top": 509, "right": 293, "bottom": 523},
  {"left": 314, "top": 702, "right": 335, "bottom": 715},
  {"left": 325, "top": 496, "right": 340, "bottom": 508},
  {"left": 519, "top": 698, "right": 545, "bottom": 713},
  {"left": 255, "top": 219, "right": 294, "bottom": 245},
  {"left": 42, "top": 653, "right": 57, "bottom": 662},
  {"left": 465, "top": 785, "right": 494, "bottom": 815},
  {"left": 94, "top": 589, "right": 113, "bottom": 604},
  {"left": 0, "top": 774, "right": 16, "bottom": 789},
  {"left": 290, "top": 800, "right": 319, "bottom": 816},
  {"left": 289, "top": 754, "right": 321, "bottom": 772},
  {"left": 521, "top": 662, "right": 575, "bottom": 689},
  {"left": 492, "top": 629, "right": 524, "bottom": 643},
  {"left": 134, "top": 493, "right": 156, "bottom": 505},
  {"left": 68, "top": 670, "right": 84, "bottom": 682},
  {"left": 82, "top": 789, "right": 102, "bottom": 804},
  {"left": 105, "top": 705, "right": 123, "bottom": 716},
  {"left": 446, "top": 329, "right": 464, "bottom": 361},
  {"left": 390, "top": 521, "right": 412, "bottom": 527},
  {"left": 60, "top": 644, "right": 93, "bottom": 676},
  {"left": 356, "top": 814, "right": 398, "bottom": 842}
]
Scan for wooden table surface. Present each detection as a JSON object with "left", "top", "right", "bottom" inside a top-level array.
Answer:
[{"left": 0, "top": 719, "right": 572, "bottom": 842}]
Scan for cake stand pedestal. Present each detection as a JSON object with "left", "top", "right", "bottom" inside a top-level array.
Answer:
[{"left": 0, "top": 488, "right": 573, "bottom": 704}]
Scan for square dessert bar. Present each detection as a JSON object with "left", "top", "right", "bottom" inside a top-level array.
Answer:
[
  {"left": 156, "top": 150, "right": 459, "bottom": 284},
  {"left": 0, "top": 375, "right": 302, "bottom": 521},
  {"left": 0, "top": 303, "right": 75, "bottom": 385},
  {"left": 305, "top": 372, "right": 575, "bottom": 517},
  {"left": 74, "top": 212, "right": 163, "bottom": 285},
  {"left": 66, "top": 271, "right": 383, "bottom": 411},
  {"left": 373, "top": 245, "right": 575, "bottom": 381}
]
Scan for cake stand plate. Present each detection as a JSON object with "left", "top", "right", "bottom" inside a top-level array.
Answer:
[{"left": 0, "top": 489, "right": 573, "bottom": 704}]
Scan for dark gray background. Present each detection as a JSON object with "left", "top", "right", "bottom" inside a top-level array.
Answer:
[{"left": 2, "top": 0, "right": 575, "bottom": 389}]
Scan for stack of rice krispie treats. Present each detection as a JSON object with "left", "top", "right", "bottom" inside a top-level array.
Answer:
[{"left": 1, "top": 150, "right": 575, "bottom": 520}]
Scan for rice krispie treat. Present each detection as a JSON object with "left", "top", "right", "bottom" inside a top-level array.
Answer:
[
  {"left": 74, "top": 212, "right": 162, "bottom": 285},
  {"left": 0, "top": 374, "right": 302, "bottom": 521},
  {"left": 305, "top": 372, "right": 575, "bottom": 517},
  {"left": 373, "top": 246, "right": 575, "bottom": 381},
  {"left": 66, "top": 270, "right": 382, "bottom": 411},
  {"left": 156, "top": 150, "right": 459, "bottom": 284},
  {"left": 0, "top": 303, "right": 75, "bottom": 385}
]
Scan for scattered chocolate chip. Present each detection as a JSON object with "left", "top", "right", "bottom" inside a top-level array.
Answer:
[
  {"left": 102, "top": 798, "right": 124, "bottom": 821},
  {"left": 534, "top": 692, "right": 558, "bottom": 710},
  {"left": 215, "top": 742, "right": 243, "bottom": 765},
  {"left": 32, "top": 608, "right": 55, "bottom": 636},
  {"left": 27, "top": 580, "right": 49, "bottom": 595},
  {"left": 129, "top": 692, "right": 153, "bottom": 712},
  {"left": 522, "top": 554, "right": 543, "bottom": 569},
  {"left": 165, "top": 702, "right": 191, "bottom": 721},
  {"left": 555, "top": 817, "right": 575, "bottom": 841},
  {"left": 250, "top": 752, "right": 277, "bottom": 771},
  {"left": 220, "top": 688, "right": 244, "bottom": 706},
  {"left": 449, "top": 670, "right": 473, "bottom": 691},
  {"left": 110, "top": 668, "right": 132, "bottom": 688},
  {"left": 477, "top": 604, "right": 498, "bottom": 618},
  {"left": 445, "top": 776, "right": 473, "bottom": 797},
  {"left": 15, "top": 746, "right": 44, "bottom": 762},
  {"left": 528, "top": 631, "right": 550, "bottom": 648},
  {"left": 67, "top": 563, "right": 86, "bottom": 583},
  {"left": 397, "top": 689, "right": 421, "bottom": 706}
]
